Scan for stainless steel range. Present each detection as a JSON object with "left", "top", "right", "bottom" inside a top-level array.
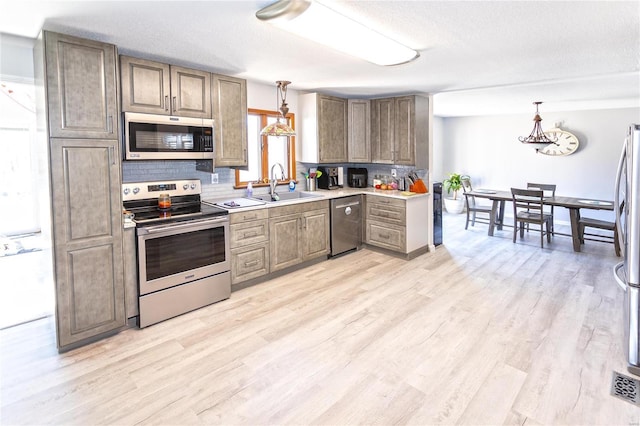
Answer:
[{"left": 122, "top": 179, "right": 230, "bottom": 328}]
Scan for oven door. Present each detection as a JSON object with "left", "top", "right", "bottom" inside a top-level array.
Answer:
[{"left": 137, "top": 217, "right": 230, "bottom": 295}]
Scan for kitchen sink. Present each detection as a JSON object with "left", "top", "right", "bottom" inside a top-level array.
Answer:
[{"left": 248, "top": 192, "right": 323, "bottom": 203}]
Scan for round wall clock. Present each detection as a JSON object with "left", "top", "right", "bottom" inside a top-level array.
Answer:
[{"left": 538, "top": 128, "right": 580, "bottom": 156}]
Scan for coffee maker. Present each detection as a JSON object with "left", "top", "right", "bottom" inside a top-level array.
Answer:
[
  {"left": 347, "top": 167, "right": 368, "bottom": 188},
  {"left": 317, "top": 166, "right": 343, "bottom": 190}
]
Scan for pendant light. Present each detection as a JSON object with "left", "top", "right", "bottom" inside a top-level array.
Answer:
[
  {"left": 519, "top": 101, "right": 558, "bottom": 146},
  {"left": 260, "top": 80, "right": 296, "bottom": 137}
]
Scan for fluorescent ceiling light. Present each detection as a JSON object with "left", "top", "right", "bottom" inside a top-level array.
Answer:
[{"left": 256, "top": 0, "right": 419, "bottom": 66}]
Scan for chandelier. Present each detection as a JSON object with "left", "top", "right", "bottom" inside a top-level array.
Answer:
[
  {"left": 260, "top": 80, "right": 296, "bottom": 137},
  {"left": 518, "top": 101, "right": 558, "bottom": 146}
]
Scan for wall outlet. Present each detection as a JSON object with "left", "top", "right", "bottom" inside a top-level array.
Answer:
[
  {"left": 211, "top": 173, "right": 219, "bottom": 184},
  {"left": 391, "top": 169, "right": 397, "bottom": 177}
]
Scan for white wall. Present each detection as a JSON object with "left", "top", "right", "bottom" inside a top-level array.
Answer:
[
  {"left": 247, "top": 80, "right": 298, "bottom": 116},
  {"left": 432, "top": 116, "right": 445, "bottom": 184},
  {"left": 436, "top": 107, "right": 639, "bottom": 223}
]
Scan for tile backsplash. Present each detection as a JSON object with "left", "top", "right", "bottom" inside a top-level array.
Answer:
[{"left": 122, "top": 160, "right": 428, "bottom": 201}]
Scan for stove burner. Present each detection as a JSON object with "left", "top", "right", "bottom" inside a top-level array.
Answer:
[{"left": 122, "top": 179, "right": 228, "bottom": 227}]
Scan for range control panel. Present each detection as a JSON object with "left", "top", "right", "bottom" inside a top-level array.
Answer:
[{"left": 122, "top": 179, "right": 201, "bottom": 201}]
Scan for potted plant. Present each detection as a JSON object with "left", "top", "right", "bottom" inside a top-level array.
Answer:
[{"left": 443, "top": 173, "right": 468, "bottom": 214}]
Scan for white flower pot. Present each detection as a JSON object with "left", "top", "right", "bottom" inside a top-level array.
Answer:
[{"left": 444, "top": 197, "right": 465, "bottom": 214}]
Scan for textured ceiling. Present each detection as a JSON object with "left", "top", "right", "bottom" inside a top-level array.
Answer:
[{"left": 1, "top": 0, "right": 638, "bottom": 116}]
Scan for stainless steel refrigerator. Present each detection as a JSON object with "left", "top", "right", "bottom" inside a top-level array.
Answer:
[{"left": 614, "top": 123, "right": 640, "bottom": 377}]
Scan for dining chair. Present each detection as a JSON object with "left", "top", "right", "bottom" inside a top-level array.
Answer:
[
  {"left": 578, "top": 201, "right": 623, "bottom": 256},
  {"left": 527, "top": 183, "right": 556, "bottom": 234},
  {"left": 511, "top": 188, "right": 553, "bottom": 248},
  {"left": 461, "top": 177, "right": 493, "bottom": 230}
]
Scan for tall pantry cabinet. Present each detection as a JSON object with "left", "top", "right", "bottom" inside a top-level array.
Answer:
[{"left": 35, "top": 31, "right": 126, "bottom": 351}]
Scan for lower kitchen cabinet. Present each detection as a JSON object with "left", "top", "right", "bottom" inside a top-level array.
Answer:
[
  {"left": 364, "top": 194, "right": 430, "bottom": 256},
  {"left": 49, "top": 138, "right": 126, "bottom": 349},
  {"left": 230, "top": 209, "right": 269, "bottom": 285},
  {"left": 269, "top": 200, "right": 329, "bottom": 272},
  {"left": 270, "top": 213, "right": 304, "bottom": 271},
  {"left": 365, "top": 195, "right": 407, "bottom": 252},
  {"left": 302, "top": 208, "right": 330, "bottom": 259}
]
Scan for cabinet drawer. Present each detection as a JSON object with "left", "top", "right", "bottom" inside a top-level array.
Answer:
[
  {"left": 230, "top": 219, "right": 268, "bottom": 248},
  {"left": 366, "top": 195, "right": 405, "bottom": 226},
  {"left": 366, "top": 221, "right": 406, "bottom": 252},
  {"left": 366, "top": 204, "right": 406, "bottom": 226},
  {"left": 268, "top": 200, "right": 328, "bottom": 218},
  {"left": 367, "top": 195, "right": 405, "bottom": 209},
  {"left": 231, "top": 242, "right": 269, "bottom": 284},
  {"left": 230, "top": 208, "right": 268, "bottom": 224}
]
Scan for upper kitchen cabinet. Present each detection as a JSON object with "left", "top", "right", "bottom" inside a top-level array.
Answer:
[
  {"left": 371, "top": 95, "right": 429, "bottom": 169},
  {"left": 370, "top": 98, "right": 395, "bottom": 164},
  {"left": 348, "top": 99, "right": 371, "bottom": 162},
  {"left": 212, "top": 74, "right": 248, "bottom": 167},
  {"left": 298, "top": 93, "right": 348, "bottom": 164},
  {"left": 43, "top": 32, "right": 118, "bottom": 139},
  {"left": 120, "top": 56, "right": 212, "bottom": 119}
]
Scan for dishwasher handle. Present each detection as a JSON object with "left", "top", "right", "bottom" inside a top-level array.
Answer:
[{"left": 335, "top": 201, "right": 360, "bottom": 209}]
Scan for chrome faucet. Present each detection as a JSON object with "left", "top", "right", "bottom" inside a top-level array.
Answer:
[{"left": 270, "top": 162, "right": 285, "bottom": 200}]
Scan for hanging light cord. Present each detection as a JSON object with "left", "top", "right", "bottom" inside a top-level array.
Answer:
[{"left": 276, "top": 80, "right": 290, "bottom": 119}]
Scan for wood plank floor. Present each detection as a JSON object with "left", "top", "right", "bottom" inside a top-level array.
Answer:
[{"left": 2, "top": 213, "right": 639, "bottom": 425}]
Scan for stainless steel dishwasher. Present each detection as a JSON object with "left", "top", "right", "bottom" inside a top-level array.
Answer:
[{"left": 330, "top": 195, "right": 362, "bottom": 257}]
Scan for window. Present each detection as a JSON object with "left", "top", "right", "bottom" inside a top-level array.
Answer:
[
  {"left": 0, "top": 80, "right": 40, "bottom": 235},
  {"left": 236, "top": 109, "right": 296, "bottom": 188}
]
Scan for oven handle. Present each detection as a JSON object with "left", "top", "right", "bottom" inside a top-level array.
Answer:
[{"left": 138, "top": 217, "right": 228, "bottom": 235}]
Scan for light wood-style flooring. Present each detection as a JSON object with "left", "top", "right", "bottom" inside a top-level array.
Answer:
[{"left": 1, "top": 213, "right": 639, "bottom": 425}]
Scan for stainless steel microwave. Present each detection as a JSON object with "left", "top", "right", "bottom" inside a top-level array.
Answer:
[{"left": 124, "top": 112, "right": 214, "bottom": 160}]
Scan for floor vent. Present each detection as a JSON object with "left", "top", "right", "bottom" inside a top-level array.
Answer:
[{"left": 611, "top": 371, "right": 640, "bottom": 405}]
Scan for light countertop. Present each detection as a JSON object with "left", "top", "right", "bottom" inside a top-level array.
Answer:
[{"left": 203, "top": 187, "right": 430, "bottom": 212}]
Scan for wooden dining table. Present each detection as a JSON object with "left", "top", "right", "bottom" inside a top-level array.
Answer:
[{"left": 465, "top": 189, "right": 615, "bottom": 252}]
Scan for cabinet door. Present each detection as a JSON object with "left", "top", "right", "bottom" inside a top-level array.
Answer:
[
  {"left": 45, "top": 32, "right": 118, "bottom": 139},
  {"left": 171, "top": 65, "right": 212, "bottom": 118},
  {"left": 318, "top": 94, "right": 348, "bottom": 163},
  {"left": 270, "top": 214, "right": 303, "bottom": 272},
  {"left": 348, "top": 99, "right": 371, "bottom": 162},
  {"left": 213, "top": 74, "right": 248, "bottom": 167},
  {"left": 302, "top": 209, "right": 330, "bottom": 260},
  {"left": 120, "top": 56, "right": 171, "bottom": 114},
  {"left": 371, "top": 98, "right": 395, "bottom": 163},
  {"left": 50, "top": 139, "right": 125, "bottom": 349},
  {"left": 394, "top": 96, "right": 415, "bottom": 165}
]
